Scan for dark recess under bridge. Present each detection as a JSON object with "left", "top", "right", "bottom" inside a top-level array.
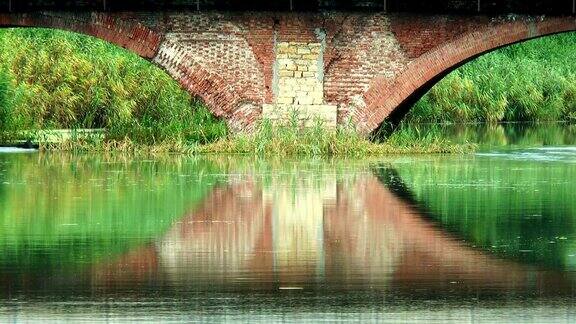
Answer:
[{"left": 1, "top": 1, "right": 576, "bottom": 14}]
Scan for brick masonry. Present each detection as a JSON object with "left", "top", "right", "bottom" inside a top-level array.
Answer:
[{"left": 0, "top": 11, "right": 574, "bottom": 134}]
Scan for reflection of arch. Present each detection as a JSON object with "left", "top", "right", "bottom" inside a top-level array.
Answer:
[{"left": 362, "top": 17, "right": 576, "bottom": 134}]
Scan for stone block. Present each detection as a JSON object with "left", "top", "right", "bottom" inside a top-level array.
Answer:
[
  {"left": 297, "top": 65, "right": 308, "bottom": 72},
  {"left": 278, "top": 44, "right": 298, "bottom": 55},
  {"left": 278, "top": 88, "right": 295, "bottom": 97},
  {"left": 278, "top": 58, "right": 292, "bottom": 66},
  {"left": 277, "top": 96, "right": 294, "bottom": 104},
  {"left": 279, "top": 70, "right": 294, "bottom": 77},
  {"left": 303, "top": 78, "right": 318, "bottom": 85},
  {"left": 285, "top": 63, "right": 297, "bottom": 71},
  {"left": 303, "top": 54, "right": 319, "bottom": 60},
  {"left": 279, "top": 78, "right": 298, "bottom": 86},
  {"left": 310, "top": 47, "right": 321, "bottom": 54},
  {"left": 263, "top": 104, "right": 337, "bottom": 129},
  {"left": 307, "top": 64, "right": 318, "bottom": 72},
  {"left": 313, "top": 97, "right": 324, "bottom": 105},
  {"left": 297, "top": 48, "right": 311, "bottom": 54},
  {"left": 310, "top": 91, "right": 324, "bottom": 100},
  {"left": 295, "top": 96, "right": 314, "bottom": 105}
]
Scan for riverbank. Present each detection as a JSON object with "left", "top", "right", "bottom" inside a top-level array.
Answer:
[{"left": 0, "top": 28, "right": 227, "bottom": 145}]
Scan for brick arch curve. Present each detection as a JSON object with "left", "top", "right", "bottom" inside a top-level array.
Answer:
[
  {"left": 0, "top": 12, "right": 266, "bottom": 132},
  {"left": 361, "top": 17, "right": 576, "bottom": 135},
  {"left": 0, "top": 12, "right": 161, "bottom": 58}
]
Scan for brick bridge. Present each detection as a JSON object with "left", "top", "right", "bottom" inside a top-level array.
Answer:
[{"left": 0, "top": 1, "right": 575, "bottom": 134}]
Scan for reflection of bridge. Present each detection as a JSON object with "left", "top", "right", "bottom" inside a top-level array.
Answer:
[
  {"left": 93, "top": 167, "right": 575, "bottom": 296},
  {"left": 1, "top": 2, "right": 575, "bottom": 132}
]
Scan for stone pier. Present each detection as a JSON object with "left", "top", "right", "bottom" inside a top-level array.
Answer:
[{"left": 263, "top": 42, "right": 337, "bottom": 128}]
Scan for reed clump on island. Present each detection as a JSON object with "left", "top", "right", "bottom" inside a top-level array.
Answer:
[{"left": 196, "top": 119, "right": 475, "bottom": 156}]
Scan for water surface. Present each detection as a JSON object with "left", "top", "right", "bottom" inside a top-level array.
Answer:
[{"left": 1, "top": 123, "right": 576, "bottom": 322}]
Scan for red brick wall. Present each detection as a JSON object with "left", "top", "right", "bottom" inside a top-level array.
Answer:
[{"left": 0, "top": 12, "right": 574, "bottom": 134}]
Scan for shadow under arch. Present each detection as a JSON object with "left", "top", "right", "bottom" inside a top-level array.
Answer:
[{"left": 363, "top": 17, "right": 576, "bottom": 136}]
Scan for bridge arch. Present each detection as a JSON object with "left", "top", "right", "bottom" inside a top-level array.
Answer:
[
  {"left": 0, "top": 12, "right": 161, "bottom": 58},
  {"left": 0, "top": 12, "right": 265, "bottom": 132},
  {"left": 361, "top": 17, "right": 576, "bottom": 135}
]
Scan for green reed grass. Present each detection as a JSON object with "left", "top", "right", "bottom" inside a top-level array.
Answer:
[{"left": 41, "top": 117, "right": 475, "bottom": 156}]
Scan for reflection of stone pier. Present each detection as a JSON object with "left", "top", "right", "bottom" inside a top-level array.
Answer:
[{"left": 264, "top": 173, "right": 336, "bottom": 283}]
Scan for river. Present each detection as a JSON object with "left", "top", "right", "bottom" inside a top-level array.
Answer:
[{"left": 1, "top": 123, "right": 575, "bottom": 322}]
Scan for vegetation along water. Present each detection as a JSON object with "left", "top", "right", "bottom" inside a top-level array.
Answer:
[{"left": 0, "top": 28, "right": 575, "bottom": 154}]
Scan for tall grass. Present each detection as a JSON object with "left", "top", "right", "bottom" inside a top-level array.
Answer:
[
  {"left": 0, "top": 68, "right": 10, "bottom": 131},
  {"left": 0, "top": 28, "right": 228, "bottom": 144},
  {"left": 407, "top": 32, "right": 576, "bottom": 124}
]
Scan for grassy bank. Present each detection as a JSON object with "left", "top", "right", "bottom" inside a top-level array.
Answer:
[{"left": 406, "top": 32, "right": 576, "bottom": 124}]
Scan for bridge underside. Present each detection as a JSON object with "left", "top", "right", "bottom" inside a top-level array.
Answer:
[
  {"left": 1, "top": 1, "right": 575, "bottom": 14},
  {"left": 0, "top": 8, "right": 574, "bottom": 133}
]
